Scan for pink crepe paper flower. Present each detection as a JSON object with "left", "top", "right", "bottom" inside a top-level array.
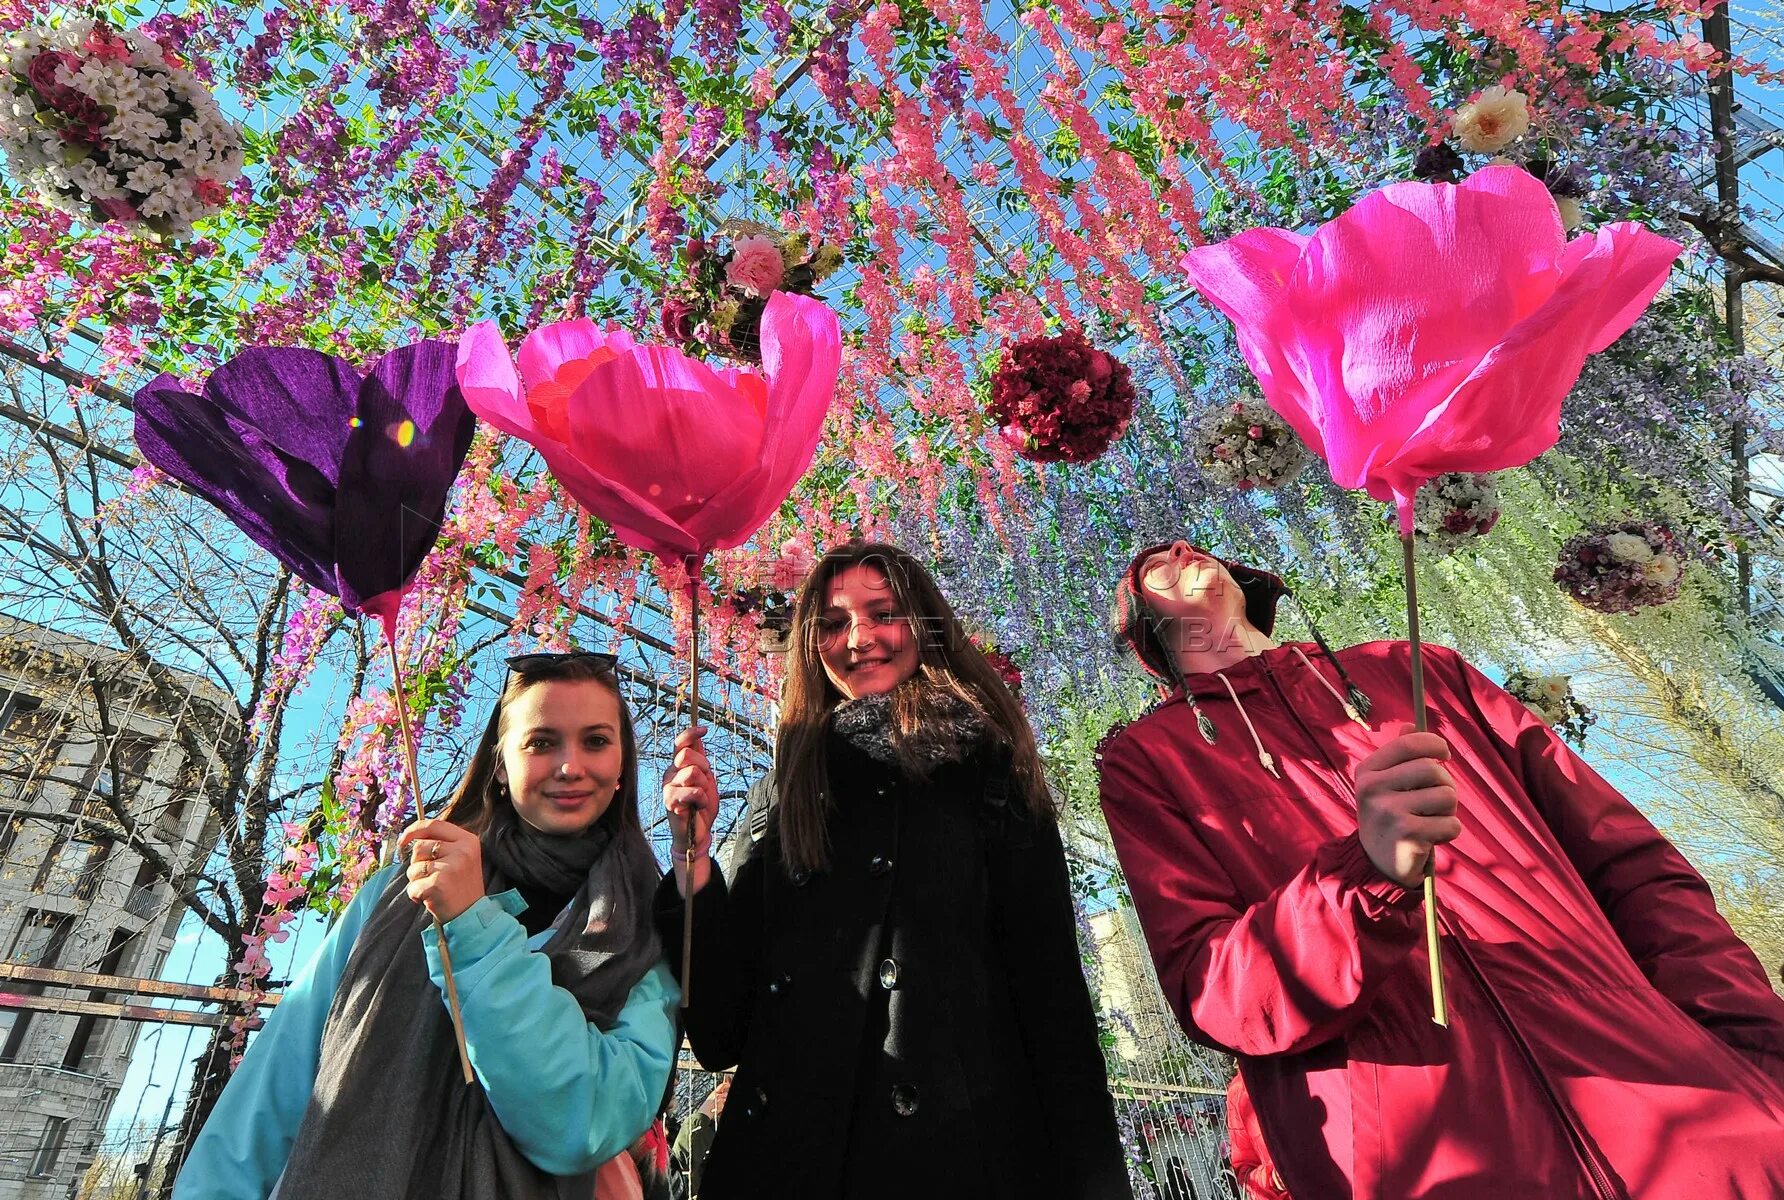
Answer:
[
  {"left": 726, "top": 234, "right": 786, "bottom": 297},
  {"left": 1182, "top": 165, "right": 1681, "bottom": 531},
  {"left": 455, "top": 291, "right": 842, "bottom": 565}
]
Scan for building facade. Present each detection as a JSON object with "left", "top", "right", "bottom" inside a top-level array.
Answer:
[{"left": 0, "top": 616, "right": 232, "bottom": 1199}]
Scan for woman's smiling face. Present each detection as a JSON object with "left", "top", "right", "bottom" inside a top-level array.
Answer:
[
  {"left": 495, "top": 678, "right": 624, "bottom": 835},
  {"left": 816, "top": 563, "right": 921, "bottom": 700}
]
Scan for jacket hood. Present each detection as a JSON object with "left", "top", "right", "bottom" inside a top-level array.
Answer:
[{"left": 1109, "top": 541, "right": 1288, "bottom": 683}]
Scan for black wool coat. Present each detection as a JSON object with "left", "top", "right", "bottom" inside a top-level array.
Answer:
[{"left": 655, "top": 732, "right": 1133, "bottom": 1200}]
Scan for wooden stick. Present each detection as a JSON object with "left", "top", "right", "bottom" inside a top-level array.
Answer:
[
  {"left": 1401, "top": 532, "right": 1450, "bottom": 1029},
  {"left": 681, "top": 570, "right": 701, "bottom": 1009},
  {"left": 388, "top": 636, "right": 477, "bottom": 1083}
]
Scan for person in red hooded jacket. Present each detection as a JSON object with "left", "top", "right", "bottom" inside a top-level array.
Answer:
[{"left": 1096, "top": 540, "right": 1784, "bottom": 1200}]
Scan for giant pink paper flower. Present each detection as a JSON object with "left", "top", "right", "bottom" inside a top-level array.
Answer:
[
  {"left": 455, "top": 291, "right": 842, "bottom": 563},
  {"left": 1182, "top": 166, "right": 1681, "bottom": 530}
]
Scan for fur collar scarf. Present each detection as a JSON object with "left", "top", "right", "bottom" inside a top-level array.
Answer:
[{"left": 830, "top": 686, "right": 991, "bottom": 773}]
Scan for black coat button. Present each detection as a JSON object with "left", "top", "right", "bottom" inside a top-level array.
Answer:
[
  {"left": 890, "top": 1084, "right": 919, "bottom": 1117},
  {"left": 868, "top": 854, "right": 892, "bottom": 876},
  {"left": 878, "top": 958, "right": 899, "bottom": 989},
  {"left": 742, "top": 1085, "right": 768, "bottom": 1118},
  {"left": 768, "top": 972, "right": 791, "bottom": 996},
  {"left": 789, "top": 868, "right": 811, "bottom": 887}
]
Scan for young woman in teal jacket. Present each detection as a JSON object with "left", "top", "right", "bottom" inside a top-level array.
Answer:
[{"left": 174, "top": 652, "right": 679, "bottom": 1200}]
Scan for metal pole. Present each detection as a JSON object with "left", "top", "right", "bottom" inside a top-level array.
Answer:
[
  {"left": 139, "top": 1079, "right": 178, "bottom": 1200},
  {"left": 1702, "top": 2, "right": 1752, "bottom": 616}
]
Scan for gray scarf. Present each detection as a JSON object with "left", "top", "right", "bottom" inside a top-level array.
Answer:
[{"left": 276, "top": 809, "right": 663, "bottom": 1200}]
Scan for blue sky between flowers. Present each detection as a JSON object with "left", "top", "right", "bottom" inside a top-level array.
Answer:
[{"left": 12, "top": 0, "right": 1779, "bottom": 1144}]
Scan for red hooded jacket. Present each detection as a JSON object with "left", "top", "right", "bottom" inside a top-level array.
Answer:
[{"left": 1098, "top": 637, "right": 1784, "bottom": 1199}]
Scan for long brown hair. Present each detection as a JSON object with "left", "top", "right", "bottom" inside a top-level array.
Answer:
[
  {"left": 440, "top": 655, "right": 642, "bottom": 839},
  {"left": 775, "top": 541, "right": 1052, "bottom": 873}
]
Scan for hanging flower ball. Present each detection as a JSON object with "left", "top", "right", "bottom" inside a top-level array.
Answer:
[
  {"left": 1503, "top": 670, "right": 1595, "bottom": 745},
  {"left": 983, "top": 647, "right": 1023, "bottom": 697},
  {"left": 1413, "top": 472, "right": 1502, "bottom": 556},
  {"left": 1189, "top": 396, "right": 1310, "bottom": 490},
  {"left": 665, "top": 220, "right": 841, "bottom": 364},
  {"left": 988, "top": 329, "right": 1136, "bottom": 464},
  {"left": 1554, "top": 518, "right": 1686, "bottom": 613},
  {"left": 1, "top": 17, "right": 245, "bottom": 238}
]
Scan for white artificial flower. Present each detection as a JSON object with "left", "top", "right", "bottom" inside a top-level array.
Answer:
[
  {"left": 70, "top": 58, "right": 113, "bottom": 98},
  {"left": 0, "top": 19, "right": 244, "bottom": 234},
  {"left": 123, "top": 157, "right": 171, "bottom": 195},
  {"left": 1605, "top": 532, "right": 1655, "bottom": 564},
  {"left": 1642, "top": 554, "right": 1681, "bottom": 587},
  {"left": 160, "top": 139, "right": 204, "bottom": 169},
  {"left": 68, "top": 157, "right": 120, "bottom": 200},
  {"left": 109, "top": 109, "right": 169, "bottom": 146},
  {"left": 1452, "top": 85, "right": 1531, "bottom": 154}
]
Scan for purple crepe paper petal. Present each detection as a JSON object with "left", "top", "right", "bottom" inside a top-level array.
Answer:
[
  {"left": 134, "top": 369, "right": 341, "bottom": 594},
  {"left": 335, "top": 341, "right": 476, "bottom": 628}
]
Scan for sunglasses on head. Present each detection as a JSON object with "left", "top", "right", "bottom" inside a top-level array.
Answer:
[{"left": 504, "top": 650, "right": 620, "bottom": 674}]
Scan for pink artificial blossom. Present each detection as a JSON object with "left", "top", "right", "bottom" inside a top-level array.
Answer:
[
  {"left": 726, "top": 234, "right": 786, "bottom": 296},
  {"left": 1182, "top": 166, "right": 1681, "bottom": 531}
]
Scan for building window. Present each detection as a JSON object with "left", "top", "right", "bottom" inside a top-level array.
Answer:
[
  {"left": 0, "top": 690, "right": 60, "bottom": 810},
  {"left": 124, "top": 856, "right": 161, "bottom": 920},
  {"left": 10, "top": 909, "right": 72, "bottom": 966},
  {"left": 3, "top": 911, "right": 73, "bottom": 1062},
  {"left": 0, "top": 814, "right": 24, "bottom": 860},
  {"left": 62, "top": 928, "right": 133, "bottom": 1071},
  {"left": 36, "top": 837, "right": 110, "bottom": 899},
  {"left": 29, "top": 1115, "right": 67, "bottom": 1177},
  {"left": 82, "top": 733, "right": 156, "bottom": 814},
  {"left": 0, "top": 690, "right": 43, "bottom": 739}
]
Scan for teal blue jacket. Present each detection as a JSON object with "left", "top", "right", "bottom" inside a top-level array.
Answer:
[{"left": 173, "top": 865, "right": 680, "bottom": 1200}]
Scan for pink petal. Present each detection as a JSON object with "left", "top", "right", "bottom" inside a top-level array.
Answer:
[
  {"left": 455, "top": 321, "right": 534, "bottom": 440},
  {"left": 1387, "top": 219, "right": 1680, "bottom": 490},
  {"left": 693, "top": 292, "right": 842, "bottom": 550},
  {"left": 515, "top": 319, "right": 638, "bottom": 390},
  {"left": 1182, "top": 228, "right": 1322, "bottom": 454},
  {"left": 564, "top": 344, "right": 766, "bottom": 532},
  {"left": 459, "top": 321, "right": 700, "bottom": 558},
  {"left": 537, "top": 440, "right": 702, "bottom": 562},
  {"left": 1287, "top": 166, "right": 1567, "bottom": 490}
]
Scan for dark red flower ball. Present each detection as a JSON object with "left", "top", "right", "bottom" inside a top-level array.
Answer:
[
  {"left": 987, "top": 329, "right": 1135, "bottom": 464},
  {"left": 983, "top": 648, "right": 1023, "bottom": 696}
]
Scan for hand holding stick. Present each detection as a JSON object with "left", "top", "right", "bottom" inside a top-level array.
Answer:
[
  {"left": 1401, "top": 532, "right": 1450, "bottom": 1028},
  {"left": 388, "top": 637, "right": 476, "bottom": 1082}
]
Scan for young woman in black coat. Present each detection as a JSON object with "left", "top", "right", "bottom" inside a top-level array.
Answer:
[{"left": 659, "top": 541, "right": 1132, "bottom": 1199}]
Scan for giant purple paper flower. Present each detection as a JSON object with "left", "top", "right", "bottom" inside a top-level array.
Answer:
[
  {"left": 134, "top": 342, "right": 475, "bottom": 637},
  {"left": 1182, "top": 166, "right": 1682, "bottom": 531}
]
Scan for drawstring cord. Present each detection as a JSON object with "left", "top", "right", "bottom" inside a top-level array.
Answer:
[
  {"left": 1215, "top": 672, "right": 1279, "bottom": 778},
  {"left": 1290, "top": 646, "right": 1373, "bottom": 730},
  {"left": 1291, "top": 595, "right": 1374, "bottom": 720}
]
